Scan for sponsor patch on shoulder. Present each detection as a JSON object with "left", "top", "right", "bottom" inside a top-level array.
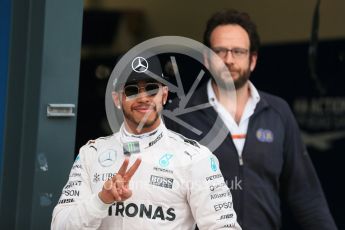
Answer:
[
  {"left": 177, "top": 134, "right": 200, "bottom": 148},
  {"left": 184, "top": 138, "right": 199, "bottom": 148}
]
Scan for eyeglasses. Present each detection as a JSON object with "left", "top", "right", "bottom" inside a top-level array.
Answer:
[
  {"left": 212, "top": 47, "right": 249, "bottom": 59},
  {"left": 123, "top": 83, "right": 161, "bottom": 98}
]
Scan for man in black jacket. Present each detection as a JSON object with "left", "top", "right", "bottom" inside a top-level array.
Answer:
[{"left": 164, "top": 9, "right": 337, "bottom": 230}]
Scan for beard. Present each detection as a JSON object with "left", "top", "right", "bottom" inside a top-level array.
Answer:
[
  {"left": 215, "top": 66, "right": 251, "bottom": 91},
  {"left": 122, "top": 104, "right": 160, "bottom": 129},
  {"left": 233, "top": 68, "right": 250, "bottom": 89}
]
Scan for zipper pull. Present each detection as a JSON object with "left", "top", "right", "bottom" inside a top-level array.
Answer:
[{"left": 239, "top": 156, "right": 244, "bottom": 166}]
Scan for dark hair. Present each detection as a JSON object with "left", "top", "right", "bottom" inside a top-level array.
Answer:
[{"left": 203, "top": 9, "right": 260, "bottom": 53}]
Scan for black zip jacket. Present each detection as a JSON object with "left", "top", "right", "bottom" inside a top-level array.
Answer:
[{"left": 164, "top": 82, "right": 337, "bottom": 230}]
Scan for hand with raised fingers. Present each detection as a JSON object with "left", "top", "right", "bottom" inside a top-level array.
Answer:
[{"left": 98, "top": 157, "right": 142, "bottom": 204}]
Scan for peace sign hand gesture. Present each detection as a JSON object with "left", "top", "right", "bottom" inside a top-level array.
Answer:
[{"left": 98, "top": 157, "right": 142, "bottom": 204}]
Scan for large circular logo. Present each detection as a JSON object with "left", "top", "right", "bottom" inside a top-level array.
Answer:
[
  {"left": 105, "top": 36, "right": 236, "bottom": 152},
  {"left": 98, "top": 149, "right": 117, "bottom": 167}
]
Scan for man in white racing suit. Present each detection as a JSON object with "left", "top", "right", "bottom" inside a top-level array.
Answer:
[{"left": 51, "top": 55, "right": 241, "bottom": 230}]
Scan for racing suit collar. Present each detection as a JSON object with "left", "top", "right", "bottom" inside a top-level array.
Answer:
[{"left": 120, "top": 120, "right": 167, "bottom": 152}]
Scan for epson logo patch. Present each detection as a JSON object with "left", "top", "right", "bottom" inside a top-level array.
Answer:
[
  {"left": 149, "top": 175, "right": 173, "bottom": 189},
  {"left": 214, "top": 202, "right": 233, "bottom": 212}
]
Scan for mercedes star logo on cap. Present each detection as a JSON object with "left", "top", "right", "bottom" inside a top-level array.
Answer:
[{"left": 131, "top": 57, "right": 149, "bottom": 73}]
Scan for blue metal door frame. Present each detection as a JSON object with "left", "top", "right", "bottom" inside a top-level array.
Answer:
[
  {"left": 0, "top": 0, "right": 11, "bottom": 189},
  {"left": 0, "top": 0, "right": 83, "bottom": 228}
]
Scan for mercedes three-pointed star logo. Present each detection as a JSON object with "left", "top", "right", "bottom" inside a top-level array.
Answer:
[
  {"left": 98, "top": 149, "right": 117, "bottom": 167},
  {"left": 131, "top": 56, "right": 149, "bottom": 73}
]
